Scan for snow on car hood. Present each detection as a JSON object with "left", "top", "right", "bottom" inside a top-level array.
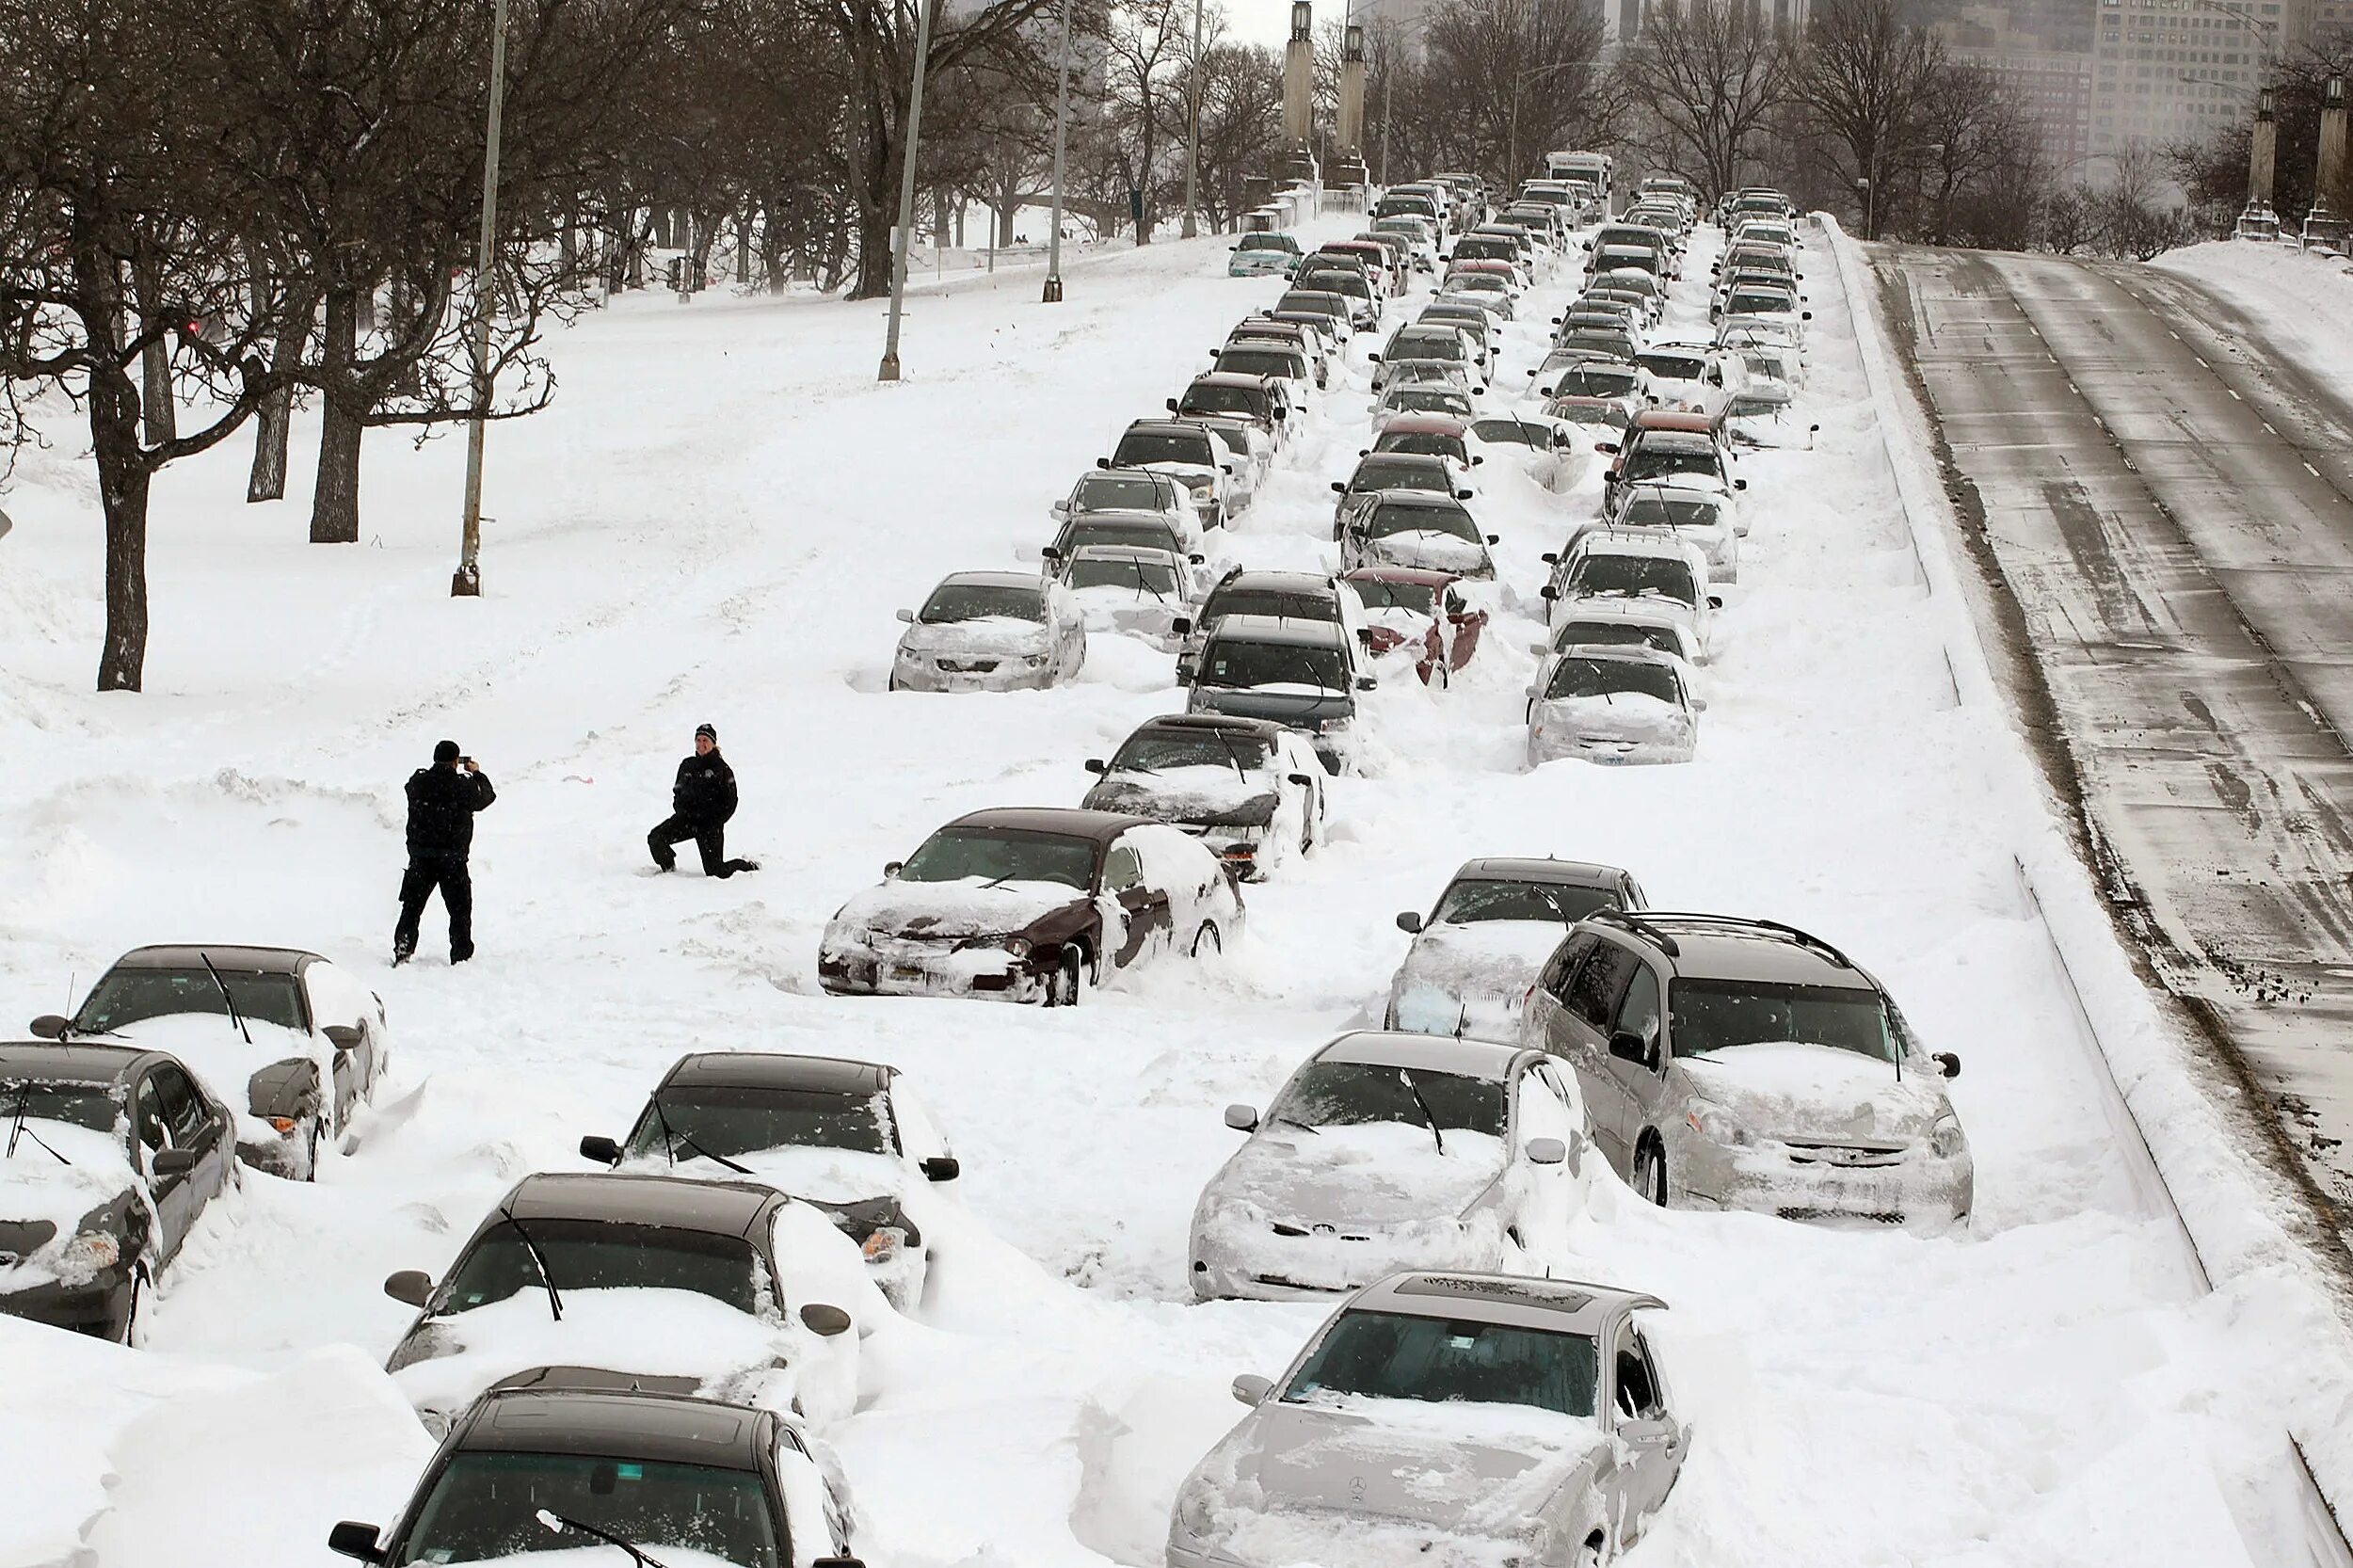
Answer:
[
  {"left": 390, "top": 1287, "right": 789, "bottom": 1417},
  {"left": 1199, "top": 1393, "right": 1604, "bottom": 1555},
  {"left": 1206, "top": 1123, "right": 1505, "bottom": 1232},
  {"left": 1389, "top": 921, "right": 1570, "bottom": 1036},
  {"left": 100, "top": 1014, "right": 329, "bottom": 1142},
  {"left": 897, "top": 617, "right": 1051, "bottom": 656},
  {"left": 1361, "top": 534, "right": 1491, "bottom": 576},
  {"left": 1678, "top": 1041, "right": 1949, "bottom": 1141},
  {"left": 0, "top": 1122, "right": 139, "bottom": 1284},
  {"left": 1084, "top": 765, "right": 1277, "bottom": 828},
  {"left": 1531, "top": 693, "right": 1689, "bottom": 741},
  {"left": 829, "top": 876, "right": 1082, "bottom": 941}
]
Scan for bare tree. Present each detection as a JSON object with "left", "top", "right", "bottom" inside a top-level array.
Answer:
[
  {"left": 1619, "top": 0, "right": 1796, "bottom": 197},
  {"left": 1103, "top": 0, "right": 1187, "bottom": 242},
  {"left": 1792, "top": 0, "right": 1942, "bottom": 236}
]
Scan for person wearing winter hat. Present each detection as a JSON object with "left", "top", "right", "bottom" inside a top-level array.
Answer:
[
  {"left": 394, "top": 739, "right": 496, "bottom": 965},
  {"left": 648, "top": 723, "right": 760, "bottom": 877}
]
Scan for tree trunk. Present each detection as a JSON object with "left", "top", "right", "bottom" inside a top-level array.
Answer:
[
  {"left": 309, "top": 287, "right": 363, "bottom": 545},
  {"left": 248, "top": 266, "right": 296, "bottom": 503},
  {"left": 736, "top": 204, "right": 753, "bottom": 284},
  {"left": 131, "top": 260, "right": 177, "bottom": 446},
  {"left": 89, "top": 364, "right": 153, "bottom": 693}
]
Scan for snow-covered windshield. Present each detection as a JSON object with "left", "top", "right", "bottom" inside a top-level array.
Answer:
[
  {"left": 1553, "top": 620, "right": 1682, "bottom": 659},
  {"left": 1386, "top": 331, "right": 1465, "bottom": 361},
  {"left": 1729, "top": 292, "right": 1794, "bottom": 316},
  {"left": 394, "top": 1449, "right": 779, "bottom": 1567},
  {"left": 77, "top": 967, "right": 307, "bottom": 1032},
  {"left": 1620, "top": 492, "right": 1723, "bottom": 530},
  {"left": 1238, "top": 233, "right": 1297, "bottom": 252},
  {"left": 1547, "top": 401, "right": 1628, "bottom": 430},
  {"left": 1639, "top": 352, "right": 1705, "bottom": 380},
  {"left": 1285, "top": 1309, "right": 1600, "bottom": 1419},
  {"left": 1, "top": 1079, "right": 119, "bottom": 1135},
  {"left": 1670, "top": 979, "right": 1897, "bottom": 1063},
  {"left": 1551, "top": 365, "right": 1637, "bottom": 399},
  {"left": 1112, "top": 731, "right": 1273, "bottom": 774},
  {"left": 438, "top": 1220, "right": 764, "bottom": 1316},
  {"left": 1449, "top": 274, "right": 1509, "bottom": 295},
  {"left": 898, "top": 827, "right": 1097, "bottom": 890},
  {"left": 1452, "top": 237, "right": 1516, "bottom": 261},
  {"left": 1066, "top": 556, "right": 1179, "bottom": 595},
  {"left": 1203, "top": 587, "right": 1336, "bottom": 623},
  {"left": 1384, "top": 389, "right": 1472, "bottom": 418},
  {"left": 624, "top": 1087, "right": 888, "bottom": 1161},
  {"left": 1064, "top": 521, "right": 1182, "bottom": 555},
  {"left": 1350, "top": 579, "right": 1437, "bottom": 615},
  {"left": 1544, "top": 656, "right": 1681, "bottom": 705},
  {"left": 1275, "top": 1062, "right": 1505, "bottom": 1135},
  {"left": 1275, "top": 291, "right": 1347, "bottom": 316},
  {"left": 1114, "top": 430, "right": 1215, "bottom": 467},
  {"left": 1350, "top": 457, "right": 1451, "bottom": 494},
  {"left": 1433, "top": 878, "right": 1617, "bottom": 926},
  {"left": 1072, "top": 473, "right": 1170, "bottom": 512},
  {"left": 1376, "top": 432, "right": 1467, "bottom": 462},
  {"left": 1220, "top": 350, "right": 1300, "bottom": 379},
  {"left": 920, "top": 584, "right": 1043, "bottom": 624},
  {"left": 1298, "top": 269, "right": 1369, "bottom": 298},
  {"left": 1363, "top": 503, "right": 1478, "bottom": 544},
  {"left": 1625, "top": 443, "right": 1721, "bottom": 485},
  {"left": 1179, "top": 384, "right": 1266, "bottom": 420},
  {"left": 1473, "top": 418, "right": 1548, "bottom": 447},
  {"left": 1198, "top": 639, "right": 1347, "bottom": 693}
]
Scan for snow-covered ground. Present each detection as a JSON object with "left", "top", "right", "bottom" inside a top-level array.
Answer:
[
  {"left": 1, "top": 206, "right": 2346, "bottom": 1568},
  {"left": 2155, "top": 239, "right": 2353, "bottom": 402}
]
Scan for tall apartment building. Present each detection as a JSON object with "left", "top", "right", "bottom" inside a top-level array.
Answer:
[
  {"left": 1601, "top": 0, "right": 1811, "bottom": 50},
  {"left": 1953, "top": 40, "right": 2098, "bottom": 167},
  {"left": 2089, "top": 0, "right": 2299, "bottom": 158}
]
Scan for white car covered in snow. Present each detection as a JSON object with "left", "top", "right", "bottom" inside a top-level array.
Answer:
[
  {"left": 1051, "top": 465, "right": 1207, "bottom": 545},
  {"left": 1060, "top": 544, "right": 1202, "bottom": 650},
  {"left": 1168, "top": 1271, "right": 1689, "bottom": 1567},
  {"left": 890, "top": 570, "right": 1086, "bottom": 693},
  {"left": 1188, "top": 1032, "right": 1592, "bottom": 1301},
  {"left": 1081, "top": 712, "right": 1326, "bottom": 881},
  {"left": 817, "top": 808, "right": 1244, "bottom": 1005},
  {"left": 381, "top": 1171, "right": 875, "bottom": 1437},
  {"left": 1385, "top": 858, "right": 1647, "bottom": 1039},
  {"left": 1526, "top": 647, "right": 1699, "bottom": 768},
  {"left": 1609, "top": 481, "right": 1741, "bottom": 582},
  {"left": 1338, "top": 493, "right": 1498, "bottom": 581},
  {"left": 1541, "top": 532, "right": 1717, "bottom": 653},
  {"left": 579, "top": 1051, "right": 964, "bottom": 1314}
]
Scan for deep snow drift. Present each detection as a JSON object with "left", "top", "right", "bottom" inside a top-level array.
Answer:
[{"left": 2, "top": 210, "right": 2348, "bottom": 1568}]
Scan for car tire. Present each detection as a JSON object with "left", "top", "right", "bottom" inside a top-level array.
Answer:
[
  {"left": 118, "top": 1267, "right": 148, "bottom": 1347},
  {"left": 1428, "top": 657, "right": 1450, "bottom": 692},
  {"left": 1635, "top": 1139, "right": 1669, "bottom": 1207},
  {"left": 302, "top": 1118, "right": 321, "bottom": 1183},
  {"left": 1048, "top": 949, "right": 1085, "bottom": 1007},
  {"left": 1192, "top": 921, "right": 1221, "bottom": 958},
  {"left": 887, "top": 672, "right": 902, "bottom": 692}
]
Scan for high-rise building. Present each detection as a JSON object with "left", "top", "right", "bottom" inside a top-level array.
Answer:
[{"left": 2089, "top": 0, "right": 2300, "bottom": 159}]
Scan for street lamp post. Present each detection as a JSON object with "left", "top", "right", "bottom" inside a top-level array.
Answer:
[
  {"left": 878, "top": 0, "right": 939, "bottom": 383},
  {"left": 452, "top": 0, "right": 509, "bottom": 599},
  {"left": 1507, "top": 60, "right": 1584, "bottom": 187},
  {"left": 1182, "top": 0, "right": 1205, "bottom": 237},
  {"left": 1043, "top": 0, "right": 1073, "bottom": 301}
]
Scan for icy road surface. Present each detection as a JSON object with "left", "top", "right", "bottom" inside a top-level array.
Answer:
[{"left": 3, "top": 218, "right": 2349, "bottom": 1566}]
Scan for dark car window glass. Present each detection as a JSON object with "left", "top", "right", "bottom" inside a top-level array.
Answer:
[
  {"left": 1112, "top": 730, "right": 1274, "bottom": 773},
  {"left": 1376, "top": 433, "right": 1468, "bottom": 462},
  {"left": 1539, "top": 932, "right": 1598, "bottom": 1001},
  {"left": 1616, "top": 966, "right": 1662, "bottom": 1046},
  {"left": 1625, "top": 447, "right": 1722, "bottom": 485},
  {"left": 1669, "top": 978, "right": 1897, "bottom": 1063},
  {"left": 1204, "top": 587, "right": 1337, "bottom": 623},
  {"left": 1433, "top": 878, "right": 1619, "bottom": 925},
  {"left": 920, "top": 584, "right": 1044, "bottom": 624},
  {"left": 1298, "top": 270, "right": 1370, "bottom": 299},
  {"left": 1729, "top": 293, "right": 1791, "bottom": 315},
  {"left": 1620, "top": 493, "right": 1721, "bottom": 530},
  {"left": 1552, "top": 366, "right": 1638, "bottom": 399},
  {"left": 1567, "top": 556, "right": 1697, "bottom": 603},
  {"left": 1352, "top": 457, "right": 1451, "bottom": 492},
  {"left": 1073, "top": 473, "right": 1171, "bottom": 512},
  {"left": 1554, "top": 620, "right": 1681, "bottom": 658},
  {"left": 1385, "top": 390, "right": 1472, "bottom": 417},
  {"left": 1275, "top": 292, "right": 1347, "bottom": 316},
  {"left": 1064, "top": 520, "right": 1183, "bottom": 555},
  {"left": 1219, "top": 351, "right": 1300, "bottom": 379},
  {"left": 1238, "top": 233, "right": 1297, "bottom": 252},
  {"left": 439, "top": 1220, "right": 763, "bottom": 1315},
  {"left": 1639, "top": 353, "right": 1706, "bottom": 379},
  {"left": 1472, "top": 419, "right": 1543, "bottom": 446},
  {"left": 897, "top": 827, "right": 1098, "bottom": 891},
  {"left": 150, "top": 1064, "right": 210, "bottom": 1144},
  {"left": 625, "top": 1087, "right": 889, "bottom": 1160},
  {"left": 1180, "top": 384, "right": 1264, "bottom": 418},
  {"left": 1566, "top": 942, "right": 1641, "bottom": 1032},
  {"left": 1349, "top": 579, "right": 1437, "bottom": 615},
  {"left": 1364, "top": 504, "right": 1478, "bottom": 544},
  {"left": 1547, "top": 403, "right": 1629, "bottom": 430},
  {"left": 1114, "top": 430, "right": 1215, "bottom": 467},
  {"left": 1199, "top": 639, "right": 1346, "bottom": 692},
  {"left": 1276, "top": 1062, "right": 1507, "bottom": 1135},
  {"left": 1544, "top": 656, "right": 1681, "bottom": 705},
  {"left": 135, "top": 1077, "right": 168, "bottom": 1152},
  {"left": 1285, "top": 1309, "right": 1600, "bottom": 1419},
  {"left": 77, "top": 968, "right": 307, "bottom": 1033},
  {"left": 1387, "top": 332, "right": 1464, "bottom": 360},
  {"left": 1066, "top": 556, "right": 1180, "bottom": 595},
  {"left": 0, "top": 1080, "right": 119, "bottom": 1134},
  {"left": 396, "top": 1450, "right": 779, "bottom": 1568}
]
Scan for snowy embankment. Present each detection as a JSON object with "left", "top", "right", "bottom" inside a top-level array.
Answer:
[
  {"left": 2155, "top": 240, "right": 2353, "bottom": 404},
  {"left": 0, "top": 200, "right": 2344, "bottom": 1568}
]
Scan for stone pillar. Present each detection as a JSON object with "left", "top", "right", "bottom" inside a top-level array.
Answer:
[
  {"left": 1283, "top": 1, "right": 1314, "bottom": 148},
  {"left": 1338, "top": 24, "right": 1367, "bottom": 154},
  {"left": 2238, "top": 85, "right": 2280, "bottom": 240},
  {"left": 2306, "top": 75, "right": 2349, "bottom": 251}
]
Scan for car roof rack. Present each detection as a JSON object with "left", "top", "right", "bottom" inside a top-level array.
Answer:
[
  {"left": 1636, "top": 912, "right": 1855, "bottom": 970},
  {"left": 1587, "top": 907, "right": 1679, "bottom": 957}
]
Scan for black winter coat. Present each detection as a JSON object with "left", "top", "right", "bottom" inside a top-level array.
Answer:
[
  {"left": 406, "top": 763, "right": 497, "bottom": 857},
  {"left": 672, "top": 752, "right": 739, "bottom": 825}
]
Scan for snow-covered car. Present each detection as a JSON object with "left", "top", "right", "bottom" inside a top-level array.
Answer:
[
  {"left": 1416, "top": 301, "right": 1497, "bottom": 359},
  {"left": 1343, "top": 567, "right": 1487, "bottom": 687},
  {"left": 36, "top": 943, "right": 389, "bottom": 1181},
  {"left": 1370, "top": 324, "right": 1487, "bottom": 392},
  {"left": 1385, "top": 859, "right": 1646, "bottom": 1038},
  {"left": 1081, "top": 712, "right": 1327, "bottom": 880},
  {"left": 1061, "top": 544, "right": 1201, "bottom": 649},
  {"left": 1110, "top": 419, "right": 1240, "bottom": 527},
  {"left": 578, "top": 1051, "right": 963, "bottom": 1314},
  {"left": 1229, "top": 320, "right": 1331, "bottom": 389},
  {"left": 1339, "top": 493, "right": 1498, "bottom": 581},
  {"left": 1529, "top": 604, "right": 1703, "bottom": 723},
  {"left": 1184, "top": 413, "right": 1273, "bottom": 508},
  {"left": 1371, "top": 383, "right": 1477, "bottom": 429},
  {"left": 381, "top": 1171, "right": 874, "bottom": 1437},
  {"left": 1213, "top": 342, "right": 1314, "bottom": 411},
  {"left": 1541, "top": 394, "right": 1637, "bottom": 446},
  {"left": 1176, "top": 568, "right": 1367, "bottom": 670},
  {"left": 1522, "top": 911, "right": 1972, "bottom": 1227},
  {"left": 1541, "top": 532, "right": 1717, "bottom": 651},
  {"left": 1171, "top": 372, "right": 1289, "bottom": 449},
  {"left": 1720, "top": 383, "right": 1817, "bottom": 451},
  {"left": 1468, "top": 413, "right": 1579, "bottom": 489},
  {"left": 1168, "top": 1271, "right": 1689, "bottom": 1567},
  {"left": 1229, "top": 231, "right": 1304, "bottom": 277},
  {"left": 1369, "top": 414, "right": 1478, "bottom": 471},
  {"left": 817, "top": 808, "right": 1244, "bottom": 1005},
  {"left": 1610, "top": 482, "right": 1741, "bottom": 581},
  {"left": 889, "top": 571, "right": 1086, "bottom": 694},
  {"left": 1039, "top": 511, "right": 1208, "bottom": 586},
  {"left": 1051, "top": 466, "right": 1204, "bottom": 543},
  {"left": 1183, "top": 614, "right": 1372, "bottom": 775},
  {"left": 1526, "top": 647, "right": 1699, "bottom": 767},
  {"left": 1273, "top": 287, "right": 1357, "bottom": 343},
  {"left": 1536, "top": 357, "right": 1646, "bottom": 408},
  {"left": 1329, "top": 452, "right": 1469, "bottom": 536},
  {"left": 1634, "top": 342, "right": 1727, "bottom": 412},
  {"left": 325, "top": 1382, "right": 858, "bottom": 1568},
  {"left": 1189, "top": 1033, "right": 1591, "bottom": 1301},
  {"left": 0, "top": 1040, "right": 237, "bottom": 1341}
]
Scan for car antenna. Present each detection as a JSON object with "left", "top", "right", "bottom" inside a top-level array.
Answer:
[
  {"left": 500, "top": 1205, "right": 565, "bottom": 1321},
  {"left": 535, "top": 1510, "right": 666, "bottom": 1568},
  {"left": 198, "top": 952, "right": 252, "bottom": 1046}
]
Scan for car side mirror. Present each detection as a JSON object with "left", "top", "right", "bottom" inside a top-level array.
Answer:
[
  {"left": 895, "top": 606, "right": 916, "bottom": 623},
  {"left": 799, "top": 1303, "right": 854, "bottom": 1337},
  {"left": 1174, "top": 667, "right": 1193, "bottom": 686},
  {"left": 1232, "top": 1372, "right": 1274, "bottom": 1404},
  {"left": 1331, "top": 481, "right": 1346, "bottom": 493},
  {"left": 1189, "top": 552, "right": 1206, "bottom": 565},
  {"left": 1041, "top": 546, "right": 1064, "bottom": 562},
  {"left": 1801, "top": 312, "right": 1813, "bottom": 321},
  {"left": 1355, "top": 676, "right": 1378, "bottom": 692},
  {"left": 384, "top": 1270, "right": 433, "bottom": 1308},
  {"left": 920, "top": 1155, "right": 962, "bottom": 1181},
  {"left": 883, "top": 860, "right": 904, "bottom": 876},
  {"left": 1096, "top": 456, "right": 1111, "bottom": 469},
  {"left": 1471, "top": 385, "right": 1484, "bottom": 396},
  {"left": 1595, "top": 441, "right": 1618, "bottom": 455},
  {"left": 152, "top": 1147, "right": 198, "bottom": 1176},
  {"left": 323, "top": 1023, "right": 364, "bottom": 1051},
  {"left": 1172, "top": 616, "right": 1193, "bottom": 634},
  {"left": 1609, "top": 1031, "right": 1649, "bottom": 1064},
  {"left": 1933, "top": 1051, "right": 1961, "bottom": 1079},
  {"left": 1395, "top": 910, "right": 1424, "bottom": 934},
  {"left": 1733, "top": 479, "right": 1746, "bottom": 490},
  {"left": 812, "top": 1559, "right": 869, "bottom": 1568},
  {"left": 1084, "top": 758, "right": 1109, "bottom": 776},
  {"left": 1225, "top": 1103, "right": 1259, "bottom": 1131},
  {"left": 1526, "top": 1137, "right": 1567, "bottom": 1166},
  {"left": 1707, "top": 595, "right": 1724, "bottom": 610},
  {"left": 1457, "top": 489, "right": 1476, "bottom": 501},
  {"left": 328, "top": 1521, "right": 385, "bottom": 1562},
  {"left": 1485, "top": 533, "right": 1500, "bottom": 544},
  {"left": 1050, "top": 499, "right": 1069, "bottom": 518},
  {"left": 1540, "top": 584, "right": 1559, "bottom": 600},
  {"left": 1288, "top": 772, "right": 1316, "bottom": 788},
  {"left": 579, "top": 1134, "right": 622, "bottom": 1165},
  {"left": 1367, "top": 352, "right": 1382, "bottom": 362},
  {"left": 1538, "top": 385, "right": 1554, "bottom": 397},
  {"left": 28, "top": 1014, "right": 67, "bottom": 1039},
  {"left": 1471, "top": 455, "right": 1483, "bottom": 465},
  {"left": 1165, "top": 397, "right": 1179, "bottom": 411}
]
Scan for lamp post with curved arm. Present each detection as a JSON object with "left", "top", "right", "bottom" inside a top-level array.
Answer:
[{"left": 1508, "top": 59, "right": 1587, "bottom": 187}]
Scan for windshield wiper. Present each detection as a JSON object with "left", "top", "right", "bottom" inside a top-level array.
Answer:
[
  {"left": 1398, "top": 1069, "right": 1447, "bottom": 1156},
  {"left": 1287, "top": 656, "right": 1341, "bottom": 693},
  {"left": 536, "top": 1510, "right": 671, "bottom": 1568},
  {"left": 650, "top": 1097, "right": 751, "bottom": 1175},
  {"left": 198, "top": 952, "right": 253, "bottom": 1046},
  {"left": 500, "top": 1208, "right": 564, "bottom": 1321},
  {"left": 1209, "top": 730, "right": 1256, "bottom": 783},
  {"left": 1271, "top": 1112, "right": 1321, "bottom": 1136},
  {"left": 5, "top": 1083, "right": 71, "bottom": 1165}
]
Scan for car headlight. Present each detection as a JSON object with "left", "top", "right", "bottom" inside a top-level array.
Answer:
[
  {"left": 1174, "top": 1480, "right": 1217, "bottom": 1541},
  {"left": 1686, "top": 1102, "right": 1753, "bottom": 1146},
  {"left": 1000, "top": 936, "right": 1032, "bottom": 959},
  {"left": 1187, "top": 477, "right": 1216, "bottom": 496},
  {"left": 1929, "top": 1114, "right": 1966, "bottom": 1159},
  {"left": 55, "top": 1229, "right": 120, "bottom": 1285},
  {"left": 861, "top": 1225, "right": 907, "bottom": 1262}
]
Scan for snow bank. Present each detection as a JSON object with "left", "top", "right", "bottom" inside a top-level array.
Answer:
[{"left": 2153, "top": 241, "right": 2353, "bottom": 406}]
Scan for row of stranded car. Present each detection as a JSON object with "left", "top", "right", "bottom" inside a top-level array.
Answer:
[{"left": 0, "top": 174, "right": 1977, "bottom": 1568}]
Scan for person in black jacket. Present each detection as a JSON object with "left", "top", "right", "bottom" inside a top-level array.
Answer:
[
  {"left": 648, "top": 724, "right": 760, "bottom": 877},
  {"left": 394, "top": 740, "right": 497, "bottom": 965}
]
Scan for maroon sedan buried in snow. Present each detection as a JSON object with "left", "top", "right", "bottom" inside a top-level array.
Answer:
[{"left": 817, "top": 808, "right": 1245, "bottom": 1006}]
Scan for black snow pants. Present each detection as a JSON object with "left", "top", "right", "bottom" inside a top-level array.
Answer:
[
  {"left": 395, "top": 854, "right": 474, "bottom": 962},
  {"left": 648, "top": 814, "right": 756, "bottom": 877}
]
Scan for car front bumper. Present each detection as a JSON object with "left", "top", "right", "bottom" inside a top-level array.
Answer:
[
  {"left": 892, "top": 657, "right": 1058, "bottom": 693},
  {"left": 1189, "top": 1216, "right": 1495, "bottom": 1302},
  {"left": 1676, "top": 1139, "right": 1973, "bottom": 1230},
  {"left": 1528, "top": 731, "right": 1694, "bottom": 767},
  {"left": 818, "top": 937, "right": 1048, "bottom": 1002},
  {"left": 0, "top": 1268, "right": 135, "bottom": 1338}
]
